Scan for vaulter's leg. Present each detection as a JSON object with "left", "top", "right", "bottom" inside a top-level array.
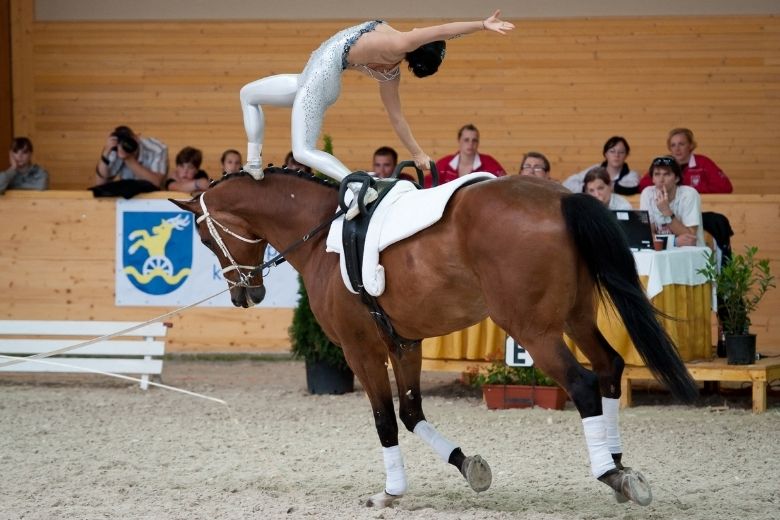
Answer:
[
  {"left": 341, "top": 344, "right": 407, "bottom": 507},
  {"left": 388, "top": 345, "right": 492, "bottom": 493},
  {"left": 239, "top": 74, "right": 300, "bottom": 178}
]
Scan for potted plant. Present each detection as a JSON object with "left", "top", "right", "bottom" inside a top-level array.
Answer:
[
  {"left": 699, "top": 246, "right": 775, "bottom": 365},
  {"left": 289, "top": 274, "right": 354, "bottom": 394},
  {"left": 470, "top": 360, "right": 568, "bottom": 410}
]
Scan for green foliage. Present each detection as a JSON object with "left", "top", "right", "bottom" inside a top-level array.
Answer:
[
  {"left": 288, "top": 275, "right": 349, "bottom": 370},
  {"left": 698, "top": 246, "right": 775, "bottom": 335},
  {"left": 470, "top": 360, "right": 559, "bottom": 387}
]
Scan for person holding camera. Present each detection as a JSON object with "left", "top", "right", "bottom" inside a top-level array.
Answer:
[{"left": 94, "top": 125, "right": 168, "bottom": 188}]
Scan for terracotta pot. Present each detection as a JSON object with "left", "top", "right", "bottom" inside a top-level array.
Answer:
[{"left": 482, "top": 384, "right": 567, "bottom": 410}]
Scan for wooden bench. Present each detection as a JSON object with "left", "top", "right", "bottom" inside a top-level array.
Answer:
[
  {"left": 621, "top": 357, "right": 780, "bottom": 414},
  {"left": 0, "top": 320, "right": 168, "bottom": 389}
]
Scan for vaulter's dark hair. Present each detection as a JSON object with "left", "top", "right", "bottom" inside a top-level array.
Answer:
[{"left": 406, "top": 40, "right": 446, "bottom": 78}]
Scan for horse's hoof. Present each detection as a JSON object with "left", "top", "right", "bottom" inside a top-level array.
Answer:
[
  {"left": 599, "top": 469, "right": 652, "bottom": 506},
  {"left": 461, "top": 455, "right": 492, "bottom": 492},
  {"left": 366, "top": 491, "right": 400, "bottom": 508}
]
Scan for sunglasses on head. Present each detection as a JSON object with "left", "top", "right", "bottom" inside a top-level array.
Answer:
[{"left": 652, "top": 156, "right": 676, "bottom": 167}]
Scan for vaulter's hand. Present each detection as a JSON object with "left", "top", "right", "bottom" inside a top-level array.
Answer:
[
  {"left": 483, "top": 10, "right": 515, "bottom": 35},
  {"left": 413, "top": 152, "right": 432, "bottom": 171}
]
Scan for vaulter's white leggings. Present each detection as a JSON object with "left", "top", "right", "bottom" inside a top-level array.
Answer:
[{"left": 239, "top": 74, "right": 352, "bottom": 182}]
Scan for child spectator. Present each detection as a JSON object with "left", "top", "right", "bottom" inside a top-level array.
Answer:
[
  {"left": 1, "top": 137, "right": 49, "bottom": 194},
  {"left": 164, "top": 146, "right": 211, "bottom": 195},
  {"left": 221, "top": 149, "right": 243, "bottom": 174}
]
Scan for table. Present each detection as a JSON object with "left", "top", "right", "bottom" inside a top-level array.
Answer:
[{"left": 421, "top": 247, "right": 713, "bottom": 368}]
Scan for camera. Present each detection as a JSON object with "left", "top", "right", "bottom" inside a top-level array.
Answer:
[{"left": 111, "top": 128, "right": 139, "bottom": 154}]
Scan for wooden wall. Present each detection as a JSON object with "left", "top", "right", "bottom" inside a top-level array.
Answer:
[
  {"left": 1, "top": 191, "right": 778, "bottom": 354},
  {"left": 0, "top": 191, "right": 293, "bottom": 353},
  {"left": 9, "top": 4, "right": 780, "bottom": 192}
]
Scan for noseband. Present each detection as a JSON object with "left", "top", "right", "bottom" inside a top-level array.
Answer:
[{"left": 197, "top": 193, "right": 265, "bottom": 288}]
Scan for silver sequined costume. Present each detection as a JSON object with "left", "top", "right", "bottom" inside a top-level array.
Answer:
[{"left": 240, "top": 21, "right": 383, "bottom": 181}]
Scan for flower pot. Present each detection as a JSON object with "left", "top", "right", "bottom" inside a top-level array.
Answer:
[
  {"left": 725, "top": 333, "right": 756, "bottom": 365},
  {"left": 304, "top": 358, "right": 354, "bottom": 395},
  {"left": 482, "top": 384, "right": 567, "bottom": 410}
]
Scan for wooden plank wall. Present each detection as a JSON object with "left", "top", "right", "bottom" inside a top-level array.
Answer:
[
  {"left": 10, "top": 9, "right": 780, "bottom": 192},
  {"left": 1, "top": 191, "right": 778, "bottom": 353},
  {"left": 0, "top": 191, "right": 293, "bottom": 353}
]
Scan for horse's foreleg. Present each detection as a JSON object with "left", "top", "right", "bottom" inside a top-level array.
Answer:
[
  {"left": 342, "top": 346, "right": 407, "bottom": 507},
  {"left": 389, "top": 347, "right": 492, "bottom": 493}
]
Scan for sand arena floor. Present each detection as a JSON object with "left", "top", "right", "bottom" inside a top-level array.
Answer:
[{"left": 2, "top": 358, "right": 779, "bottom": 520}]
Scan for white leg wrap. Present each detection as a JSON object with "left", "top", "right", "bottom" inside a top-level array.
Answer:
[
  {"left": 382, "top": 445, "right": 407, "bottom": 496},
  {"left": 413, "top": 420, "right": 458, "bottom": 463},
  {"left": 582, "top": 415, "right": 617, "bottom": 478},
  {"left": 602, "top": 397, "right": 623, "bottom": 455}
]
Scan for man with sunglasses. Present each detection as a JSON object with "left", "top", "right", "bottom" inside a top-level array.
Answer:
[{"left": 639, "top": 155, "right": 704, "bottom": 247}]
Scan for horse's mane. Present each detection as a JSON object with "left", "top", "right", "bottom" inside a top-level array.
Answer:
[{"left": 210, "top": 167, "right": 340, "bottom": 190}]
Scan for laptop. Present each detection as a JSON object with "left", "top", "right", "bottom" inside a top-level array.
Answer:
[{"left": 612, "top": 210, "right": 654, "bottom": 251}]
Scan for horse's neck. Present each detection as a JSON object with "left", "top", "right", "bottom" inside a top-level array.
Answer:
[{"left": 245, "top": 176, "right": 337, "bottom": 268}]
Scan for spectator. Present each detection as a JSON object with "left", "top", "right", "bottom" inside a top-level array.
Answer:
[
  {"left": 638, "top": 128, "right": 732, "bottom": 193},
  {"left": 639, "top": 155, "right": 704, "bottom": 247},
  {"left": 90, "top": 125, "right": 167, "bottom": 198},
  {"left": 284, "top": 151, "right": 312, "bottom": 173},
  {"left": 164, "top": 146, "right": 210, "bottom": 195},
  {"left": 0, "top": 137, "right": 49, "bottom": 195},
  {"left": 518, "top": 151, "right": 551, "bottom": 179},
  {"left": 563, "top": 136, "right": 639, "bottom": 195},
  {"left": 372, "top": 146, "right": 398, "bottom": 178},
  {"left": 221, "top": 149, "right": 243, "bottom": 174},
  {"left": 582, "top": 167, "right": 633, "bottom": 210},
  {"left": 430, "top": 123, "right": 506, "bottom": 187}
]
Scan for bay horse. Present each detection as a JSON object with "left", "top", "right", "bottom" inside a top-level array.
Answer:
[{"left": 170, "top": 168, "right": 697, "bottom": 508}]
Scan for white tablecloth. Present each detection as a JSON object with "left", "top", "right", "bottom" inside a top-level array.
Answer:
[{"left": 633, "top": 247, "right": 711, "bottom": 299}]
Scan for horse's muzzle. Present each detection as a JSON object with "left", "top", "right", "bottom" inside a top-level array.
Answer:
[{"left": 231, "top": 285, "right": 266, "bottom": 308}]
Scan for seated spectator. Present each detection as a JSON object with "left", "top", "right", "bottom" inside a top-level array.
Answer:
[
  {"left": 284, "top": 150, "right": 312, "bottom": 173},
  {"left": 563, "top": 136, "right": 639, "bottom": 195},
  {"left": 430, "top": 124, "right": 506, "bottom": 187},
  {"left": 164, "top": 146, "right": 211, "bottom": 195},
  {"left": 95, "top": 125, "right": 167, "bottom": 186},
  {"left": 639, "top": 155, "right": 704, "bottom": 247},
  {"left": 582, "top": 167, "right": 633, "bottom": 210},
  {"left": 519, "top": 151, "right": 551, "bottom": 179},
  {"left": 638, "top": 128, "right": 732, "bottom": 193},
  {"left": 221, "top": 149, "right": 243, "bottom": 174},
  {"left": 372, "top": 146, "right": 398, "bottom": 178},
  {"left": 0, "top": 137, "right": 49, "bottom": 195}
]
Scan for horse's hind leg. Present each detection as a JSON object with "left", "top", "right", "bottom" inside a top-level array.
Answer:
[
  {"left": 515, "top": 333, "right": 651, "bottom": 506},
  {"left": 388, "top": 345, "right": 492, "bottom": 493},
  {"left": 566, "top": 322, "right": 652, "bottom": 506}
]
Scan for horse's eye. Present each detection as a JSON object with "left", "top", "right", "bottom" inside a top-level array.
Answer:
[{"left": 202, "top": 239, "right": 213, "bottom": 247}]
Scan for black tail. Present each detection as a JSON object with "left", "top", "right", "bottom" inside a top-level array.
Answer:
[{"left": 560, "top": 194, "right": 698, "bottom": 403}]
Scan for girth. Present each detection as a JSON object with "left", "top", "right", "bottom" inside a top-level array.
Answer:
[{"left": 340, "top": 172, "right": 421, "bottom": 350}]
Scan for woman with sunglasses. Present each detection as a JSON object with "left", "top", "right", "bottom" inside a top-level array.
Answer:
[
  {"left": 639, "top": 155, "right": 704, "bottom": 247},
  {"left": 239, "top": 10, "right": 514, "bottom": 218}
]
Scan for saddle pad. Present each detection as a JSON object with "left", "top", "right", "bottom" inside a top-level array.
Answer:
[{"left": 326, "top": 172, "right": 496, "bottom": 296}]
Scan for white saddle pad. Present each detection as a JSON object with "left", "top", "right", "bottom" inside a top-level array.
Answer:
[{"left": 325, "top": 172, "right": 496, "bottom": 296}]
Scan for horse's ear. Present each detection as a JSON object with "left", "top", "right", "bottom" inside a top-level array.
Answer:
[{"left": 169, "top": 198, "right": 199, "bottom": 215}]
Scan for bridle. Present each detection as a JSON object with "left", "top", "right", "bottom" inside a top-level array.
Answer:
[{"left": 196, "top": 191, "right": 345, "bottom": 289}]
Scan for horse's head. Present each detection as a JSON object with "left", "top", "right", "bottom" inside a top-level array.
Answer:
[{"left": 170, "top": 194, "right": 267, "bottom": 308}]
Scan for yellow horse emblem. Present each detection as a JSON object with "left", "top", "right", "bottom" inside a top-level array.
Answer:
[{"left": 123, "top": 214, "right": 192, "bottom": 284}]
